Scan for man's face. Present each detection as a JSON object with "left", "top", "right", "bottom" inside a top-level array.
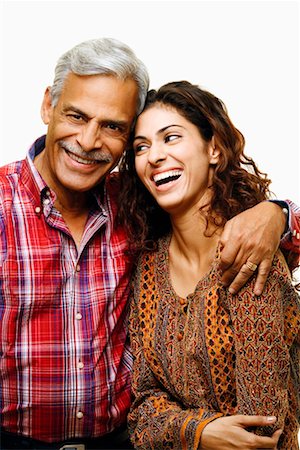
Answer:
[{"left": 39, "top": 73, "right": 138, "bottom": 196}]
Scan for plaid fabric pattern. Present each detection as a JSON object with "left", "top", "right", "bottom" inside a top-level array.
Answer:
[
  {"left": 282, "top": 199, "right": 300, "bottom": 252},
  {"left": 0, "top": 137, "right": 133, "bottom": 442}
]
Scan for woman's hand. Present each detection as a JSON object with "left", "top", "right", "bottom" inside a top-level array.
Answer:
[{"left": 199, "top": 415, "right": 282, "bottom": 450}]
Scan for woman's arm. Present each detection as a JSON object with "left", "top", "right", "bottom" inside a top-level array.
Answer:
[
  {"left": 226, "top": 250, "right": 300, "bottom": 446},
  {"left": 200, "top": 251, "right": 299, "bottom": 450}
]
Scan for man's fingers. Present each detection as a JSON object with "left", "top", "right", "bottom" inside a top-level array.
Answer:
[
  {"left": 218, "top": 202, "right": 282, "bottom": 292},
  {"left": 253, "top": 258, "right": 273, "bottom": 296},
  {"left": 222, "top": 259, "right": 258, "bottom": 294},
  {"left": 220, "top": 264, "right": 240, "bottom": 287},
  {"left": 218, "top": 227, "right": 239, "bottom": 273},
  {"left": 219, "top": 239, "right": 246, "bottom": 286},
  {"left": 222, "top": 256, "right": 274, "bottom": 295}
]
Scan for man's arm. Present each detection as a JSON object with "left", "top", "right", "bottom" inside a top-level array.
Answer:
[{"left": 219, "top": 200, "right": 300, "bottom": 295}]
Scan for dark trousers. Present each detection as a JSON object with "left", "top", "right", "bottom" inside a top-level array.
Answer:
[{"left": 0, "top": 428, "right": 134, "bottom": 450}]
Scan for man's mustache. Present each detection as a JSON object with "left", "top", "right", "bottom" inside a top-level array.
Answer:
[{"left": 59, "top": 140, "right": 113, "bottom": 163}]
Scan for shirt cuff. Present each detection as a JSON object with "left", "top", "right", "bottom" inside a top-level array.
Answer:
[{"left": 268, "top": 199, "right": 290, "bottom": 237}]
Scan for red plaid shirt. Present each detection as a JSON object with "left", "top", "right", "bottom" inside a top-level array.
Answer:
[{"left": 0, "top": 136, "right": 134, "bottom": 442}]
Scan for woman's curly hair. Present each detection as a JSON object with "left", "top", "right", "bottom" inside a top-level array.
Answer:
[{"left": 118, "top": 80, "right": 286, "bottom": 260}]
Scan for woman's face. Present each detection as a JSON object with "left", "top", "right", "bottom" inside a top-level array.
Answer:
[{"left": 133, "top": 104, "right": 219, "bottom": 216}]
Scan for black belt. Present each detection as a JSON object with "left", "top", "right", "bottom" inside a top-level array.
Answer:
[{"left": 0, "top": 426, "right": 134, "bottom": 450}]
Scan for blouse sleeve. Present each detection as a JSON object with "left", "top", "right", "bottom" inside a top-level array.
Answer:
[
  {"left": 227, "top": 250, "right": 300, "bottom": 437},
  {"left": 128, "top": 278, "right": 223, "bottom": 450}
]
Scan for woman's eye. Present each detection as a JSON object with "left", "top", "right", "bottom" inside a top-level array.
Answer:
[
  {"left": 134, "top": 143, "right": 148, "bottom": 153},
  {"left": 165, "top": 134, "right": 179, "bottom": 143}
]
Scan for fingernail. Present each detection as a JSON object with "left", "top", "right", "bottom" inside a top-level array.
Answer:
[
  {"left": 228, "top": 287, "right": 235, "bottom": 294},
  {"left": 266, "top": 416, "right": 276, "bottom": 422}
]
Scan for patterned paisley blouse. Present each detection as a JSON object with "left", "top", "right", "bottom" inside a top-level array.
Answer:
[{"left": 128, "top": 236, "right": 300, "bottom": 450}]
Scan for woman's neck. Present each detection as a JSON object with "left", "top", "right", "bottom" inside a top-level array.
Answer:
[{"left": 168, "top": 211, "right": 222, "bottom": 298}]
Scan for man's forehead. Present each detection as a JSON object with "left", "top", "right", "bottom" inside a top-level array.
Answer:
[{"left": 59, "top": 73, "right": 138, "bottom": 109}]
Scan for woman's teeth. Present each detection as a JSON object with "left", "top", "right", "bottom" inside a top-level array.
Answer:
[{"left": 153, "top": 170, "right": 182, "bottom": 186}]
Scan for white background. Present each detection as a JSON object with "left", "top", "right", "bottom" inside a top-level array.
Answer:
[{"left": 0, "top": 1, "right": 299, "bottom": 445}]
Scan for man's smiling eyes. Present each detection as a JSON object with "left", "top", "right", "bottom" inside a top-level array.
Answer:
[
  {"left": 67, "top": 113, "right": 85, "bottom": 122},
  {"left": 102, "top": 122, "right": 127, "bottom": 136},
  {"left": 65, "top": 112, "right": 127, "bottom": 137},
  {"left": 105, "top": 122, "right": 123, "bottom": 133}
]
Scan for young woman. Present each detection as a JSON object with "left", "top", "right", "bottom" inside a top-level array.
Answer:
[{"left": 118, "top": 81, "right": 300, "bottom": 449}]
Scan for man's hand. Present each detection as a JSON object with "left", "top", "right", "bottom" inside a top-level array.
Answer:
[
  {"left": 199, "top": 415, "right": 282, "bottom": 450},
  {"left": 219, "top": 202, "right": 286, "bottom": 295}
]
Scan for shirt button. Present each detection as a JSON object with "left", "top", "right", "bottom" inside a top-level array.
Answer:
[
  {"left": 78, "top": 361, "right": 84, "bottom": 369},
  {"left": 177, "top": 332, "right": 184, "bottom": 341},
  {"left": 76, "top": 264, "right": 80, "bottom": 272},
  {"left": 179, "top": 298, "right": 185, "bottom": 305},
  {"left": 76, "top": 411, "right": 84, "bottom": 419},
  {"left": 44, "top": 198, "right": 50, "bottom": 205},
  {"left": 75, "top": 313, "right": 82, "bottom": 320},
  {"left": 35, "top": 206, "right": 41, "bottom": 214}
]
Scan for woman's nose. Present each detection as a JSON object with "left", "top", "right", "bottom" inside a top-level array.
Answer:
[{"left": 147, "top": 143, "right": 167, "bottom": 165}]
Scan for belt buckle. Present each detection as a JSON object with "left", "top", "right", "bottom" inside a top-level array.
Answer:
[{"left": 59, "top": 445, "right": 85, "bottom": 450}]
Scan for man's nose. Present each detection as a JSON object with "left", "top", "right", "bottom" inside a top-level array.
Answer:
[{"left": 77, "top": 122, "right": 103, "bottom": 152}]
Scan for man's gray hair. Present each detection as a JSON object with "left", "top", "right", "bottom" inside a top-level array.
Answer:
[{"left": 50, "top": 37, "right": 150, "bottom": 115}]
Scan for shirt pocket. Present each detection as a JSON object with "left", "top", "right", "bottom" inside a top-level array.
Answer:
[{"left": 1, "top": 251, "right": 66, "bottom": 310}]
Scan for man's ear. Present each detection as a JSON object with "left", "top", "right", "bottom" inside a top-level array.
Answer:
[
  {"left": 208, "top": 136, "right": 220, "bottom": 164},
  {"left": 41, "top": 87, "right": 53, "bottom": 125}
]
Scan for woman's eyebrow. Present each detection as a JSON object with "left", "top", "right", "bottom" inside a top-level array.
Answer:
[{"left": 133, "top": 124, "right": 184, "bottom": 141}]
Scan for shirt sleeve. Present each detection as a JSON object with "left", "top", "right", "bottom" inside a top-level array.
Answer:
[
  {"left": 128, "top": 283, "right": 223, "bottom": 450},
  {"left": 227, "top": 250, "right": 300, "bottom": 438},
  {"left": 278, "top": 200, "right": 300, "bottom": 257}
]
